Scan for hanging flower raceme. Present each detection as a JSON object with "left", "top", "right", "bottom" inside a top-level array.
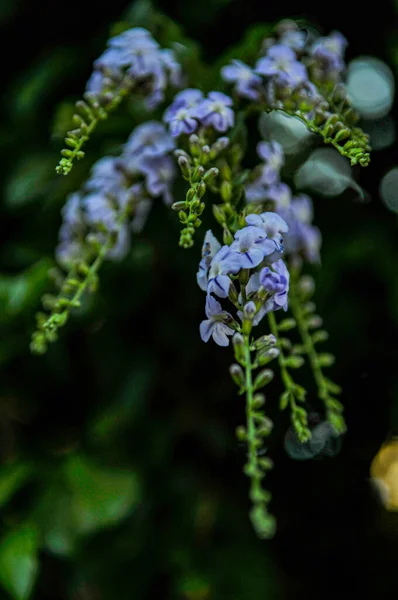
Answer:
[
  {"left": 32, "top": 16, "right": 371, "bottom": 541},
  {"left": 163, "top": 88, "right": 237, "bottom": 248},
  {"left": 56, "top": 28, "right": 182, "bottom": 175},
  {"left": 32, "top": 121, "right": 176, "bottom": 354},
  {"left": 221, "top": 21, "right": 371, "bottom": 167}
]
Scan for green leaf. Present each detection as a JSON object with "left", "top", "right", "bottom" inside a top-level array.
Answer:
[
  {"left": 0, "top": 259, "right": 52, "bottom": 323},
  {"left": 0, "top": 463, "right": 31, "bottom": 510},
  {"left": 64, "top": 454, "right": 140, "bottom": 535},
  {"left": 0, "top": 525, "right": 39, "bottom": 600},
  {"left": 5, "top": 155, "right": 55, "bottom": 209}
]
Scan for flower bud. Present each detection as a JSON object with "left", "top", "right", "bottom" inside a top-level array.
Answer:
[
  {"left": 253, "top": 334, "right": 277, "bottom": 350},
  {"left": 256, "top": 347, "right": 280, "bottom": 366},
  {"left": 228, "top": 281, "right": 239, "bottom": 304},
  {"left": 252, "top": 393, "right": 265, "bottom": 408},
  {"left": 253, "top": 369, "right": 274, "bottom": 391},
  {"left": 243, "top": 301, "right": 256, "bottom": 320},
  {"left": 178, "top": 155, "right": 191, "bottom": 179},
  {"left": 196, "top": 181, "right": 206, "bottom": 199},
  {"left": 232, "top": 333, "right": 245, "bottom": 365},
  {"left": 189, "top": 134, "right": 201, "bottom": 156},
  {"left": 229, "top": 363, "right": 245, "bottom": 388},
  {"left": 203, "top": 167, "right": 219, "bottom": 184}
]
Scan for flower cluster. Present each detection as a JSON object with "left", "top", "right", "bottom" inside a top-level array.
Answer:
[
  {"left": 197, "top": 212, "right": 289, "bottom": 347},
  {"left": 162, "top": 89, "right": 236, "bottom": 248},
  {"left": 163, "top": 89, "right": 235, "bottom": 137},
  {"left": 221, "top": 21, "right": 370, "bottom": 167},
  {"left": 245, "top": 141, "right": 321, "bottom": 263},
  {"left": 87, "top": 27, "right": 182, "bottom": 110},
  {"left": 56, "top": 121, "right": 176, "bottom": 268},
  {"left": 56, "top": 28, "right": 182, "bottom": 175}
]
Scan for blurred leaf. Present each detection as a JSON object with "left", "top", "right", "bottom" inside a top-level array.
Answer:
[
  {"left": 90, "top": 363, "right": 153, "bottom": 444},
  {"left": 0, "top": 463, "right": 30, "bottom": 509},
  {"left": 64, "top": 454, "right": 140, "bottom": 535},
  {"left": 5, "top": 155, "right": 54, "bottom": 209},
  {"left": 34, "top": 484, "right": 78, "bottom": 557},
  {"left": 9, "top": 49, "right": 78, "bottom": 118},
  {"left": 0, "top": 259, "right": 52, "bottom": 323},
  {"left": 0, "top": 525, "right": 39, "bottom": 600}
]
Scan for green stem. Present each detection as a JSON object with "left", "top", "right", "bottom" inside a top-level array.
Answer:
[
  {"left": 289, "top": 282, "right": 346, "bottom": 434},
  {"left": 267, "top": 311, "right": 310, "bottom": 442},
  {"left": 243, "top": 331, "right": 257, "bottom": 483},
  {"left": 267, "top": 311, "right": 293, "bottom": 392}
]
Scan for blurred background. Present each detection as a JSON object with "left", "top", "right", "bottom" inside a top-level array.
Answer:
[{"left": 1, "top": 0, "right": 398, "bottom": 598}]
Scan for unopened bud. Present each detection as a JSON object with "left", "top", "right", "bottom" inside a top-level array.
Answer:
[
  {"left": 243, "top": 301, "right": 256, "bottom": 319},
  {"left": 253, "top": 369, "right": 274, "bottom": 391},
  {"left": 229, "top": 363, "right": 245, "bottom": 388},
  {"left": 178, "top": 155, "right": 191, "bottom": 179},
  {"left": 253, "top": 334, "right": 277, "bottom": 350}
]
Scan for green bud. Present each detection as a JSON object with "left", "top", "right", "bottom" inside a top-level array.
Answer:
[
  {"left": 253, "top": 369, "right": 274, "bottom": 391},
  {"left": 278, "top": 318, "right": 296, "bottom": 331},
  {"left": 178, "top": 155, "right": 191, "bottom": 179},
  {"left": 196, "top": 181, "right": 206, "bottom": 199},
  {"left": 186, "top": 187, "right": 196, "bottom": 203},
  {"left": 306, "top": 315, "right": 323, "bottom": 329},
  {"left": 229, "top": 363, "right": 245, "bottom": 388},
  {"left": 283, "top": 355, "right": 304, "bottom": 369},
  {"left": 223, "top": 228, "right": 234, "bottom": 245},
  {"left": 253, "top": 393, "right": 265, "bottom": 408},
  {"left": 188, "top": 134, "right": 201, "bottom": 156},
  {"left": 220, "top": 180, "right": 232, "bottom": 202},
  {"left": 203, "top": 167, "right": 219, "bottom": 184},
  {"left": 279, "top": 390, "right": 290, "bottom": 411},
  {"left": 228, "top": 281, "right": 239, "bottom": 304},
  {"left": 236, "top": 425, "right": 247, "bottom": 441},
  {"left": 317, "top": 353, "right": 335, "bottom": 367},
  {"left": 253, "top": 334, "right": 277, "bottom": 350},
  {"left": 258, "top": 457, "right": 273, "bottom": 470},
  {"left": 191, "top": 165, "right": 205, "bottom": 183},
  {"left": 212, "top": 204, "right": 226, "bottom": 225},
  {"left": 256, "top": 347, "right": 280, "bottom": 366},
  {"left": 171, "top": 201, "right": 186, "bottom": 211},
  {"left": 311, "top": 330, "right": 329, "bottom": 343},
  {"left": 232, "top": 333, "right": 245, "bottom": 365}
]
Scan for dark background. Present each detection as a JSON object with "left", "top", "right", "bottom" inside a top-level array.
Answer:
[{"left": 0, "top": 0, "right": 398, "bottom": 599}]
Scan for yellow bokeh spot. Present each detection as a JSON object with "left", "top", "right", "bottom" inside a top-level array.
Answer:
[{"left": 370, "top": 440, "right": 398, "bottom": 511}]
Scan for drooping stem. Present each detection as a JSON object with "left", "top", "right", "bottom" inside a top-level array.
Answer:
[
  {"left": 289, "top": 279, "right": 346, "bottom": 434},
  {"left": 267, "top": 310, "right": 310, "bottom": 443},
  {"left": 241, "top": 327, "right": 275, "bottom": 539}
]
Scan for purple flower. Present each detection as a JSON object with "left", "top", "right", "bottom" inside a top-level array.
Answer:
[
  {"left": 231, "top": 226, "right": 275, "bottom": 268},
  {"left": 195, "top": 92, "right": 235, "bottom": 132},
  {"left": 312, "top": 31, "right": 347, "bottom": 58},
  {"left": 221, "top": 60, "right": 262, "bottom": 101},
  {"left": 85, "top": 157, "right": 125, "bottom": 196},
  {"left": 124, "top": 121, "right": 175, "bottom": 159},
  {"left": 259, "top": 259, "right": 290, "bottom": 311},
  {"left": 131, "top": 197, "right": 153, "bottom": 234},
  {"left": 207, "top": 245, "right": 241, "bottom": 298},
  {"left": 163, "top": 89, "right": 204, "bottom": 137},
  {"left": 265, "top": 182, "right": 292, "bottom": 209},
  {"left": 310, "top": 32, "right": 347, "bottom": 83},
  {"left": 257, "top": 140, "right": 284, "bottom": 185},
  {"left": 197, "top": 230, "right": 222, "bottom": 291},
  {"left": 278, "top": 195, "right": 322, "bottom": 263},
  {"left": 279, "top": 29, "right": 307, "bottom": 52},
  {"left": 87, "top": 27, "right": 181, "bottom": 110},
  {"left": 107, "top": 224, "right": 131, "bottom": 261},
  {"left": 255, "top": 44, "right": 308, "bottom": 86},
  {"left": 245, "top": 180, "right": 268, "bottom": 203},
  {"left": 83, "top": 192, "right": 119, "bottom": 232},
  {"left": 245, "top": 212, "right": 288, "bottom": 253},
  {"left": 139, "top": 155, "right": 176, "bottom": 205},
  {"left": 200, "top": 295, "right": 235, "bottom": 347}
]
